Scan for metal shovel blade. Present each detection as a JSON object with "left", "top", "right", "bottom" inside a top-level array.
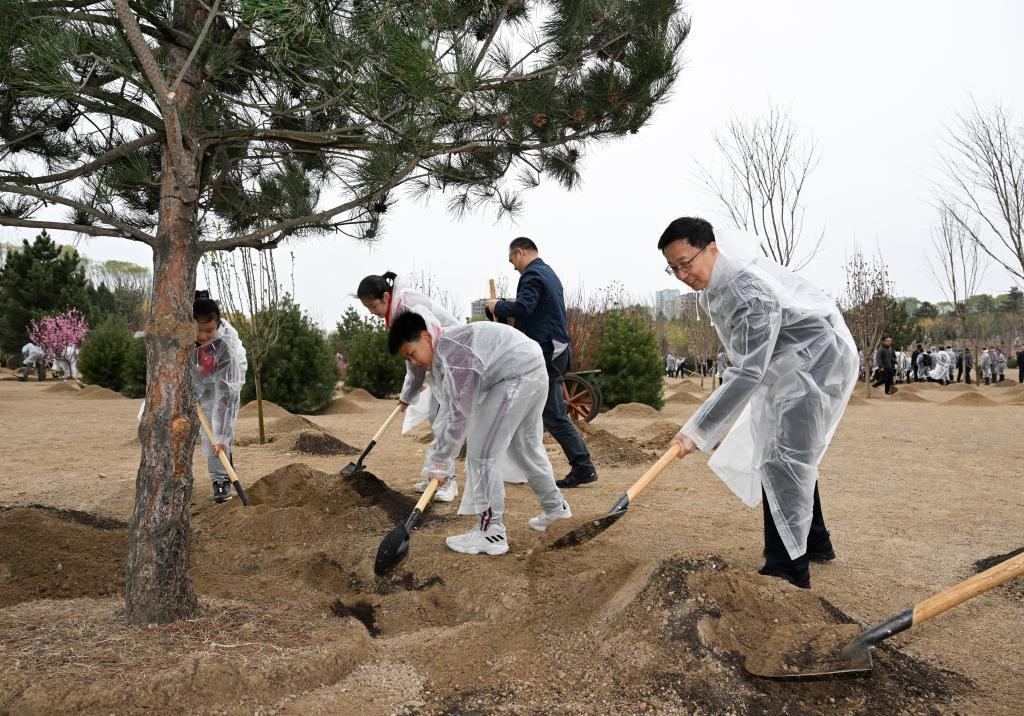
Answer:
[
  {"left": 340, "top": 460, "right": 362, "bottom": 476},
  {"left": 546, "top": 508, "right": 627, "bottom": 551},
  {"left": 744, "top": 623, "right": 873, "bottom": 678},
  {"left": 374, "top": 522, "right": 411, "bottom": 577}
]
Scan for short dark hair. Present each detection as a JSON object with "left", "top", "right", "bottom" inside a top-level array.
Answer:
[
  {"left": 509, "top": 236, "right": 538, "bottom": 253},
  {"left": 658, "top": 217, "right": 716, "bottom": 251},
  {"left": 356, "top": 271, "right": 397, "bottom": 300},
  {"left": 388, "top": 311, "right": 428, "bottom": 355},
  {"left": 193, "top": 290, "right": 220, "bottom": 323}
]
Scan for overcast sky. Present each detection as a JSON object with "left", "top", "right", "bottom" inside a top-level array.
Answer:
[{"left": 5, "top": 0, "right": 1023, "bottom": 326}]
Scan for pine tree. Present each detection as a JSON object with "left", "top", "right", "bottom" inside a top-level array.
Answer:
[
  {"left": 595, "top": 308, "right": 664, "bottom": 409},
  {"left": 0, "top": 0, "right": 688, "bottom": 623}
]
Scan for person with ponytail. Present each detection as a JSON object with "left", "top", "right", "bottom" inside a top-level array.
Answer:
[
  {"left": 357, "top": 271, "right": 462, "bottom": 501},
  {"left": 193, "top": 290, "right": 248, "bottom": 503}
]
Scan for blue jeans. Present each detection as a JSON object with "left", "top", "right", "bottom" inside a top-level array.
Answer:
[{"left": 543, "top": 351, "right": 595, "bottom": 473}]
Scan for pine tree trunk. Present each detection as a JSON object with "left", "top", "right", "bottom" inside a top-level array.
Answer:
[{"left": 124, "top": 153, "right": 201, "bottom": 624}]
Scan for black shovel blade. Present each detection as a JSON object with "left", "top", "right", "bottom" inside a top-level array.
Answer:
[
  {"left": 340, "top": 461, "right": 361, "bottom": 476},
  {"left": 374, "top": 522, "right": 411, "bottom": 576},
  {"left": 744, "top": 623, "right": 873, "bottom": 678},
  {"left": 546, "top": 508, "right": 627, "bottom": 550}
]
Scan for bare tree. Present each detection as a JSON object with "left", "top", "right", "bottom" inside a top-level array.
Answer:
[
  {"left": 408, "top": 268, "right": 462, "bottom": 319},
  {"left": 698, "top": 104, "right": 823, "bottom": 269},
  {"left": 204, "top": 247, "right": 285, "bottom": 446},
  {"left": 840, "top": 246, "right": 893, "bottom": 397},
  {"left": 928, "top": 206, "right": 986, "bottom": 378},
  {"left": 939, "top": 102, "right": 1024, "bottom": 283},
  {"left": 677, "top": 301, "right": 720, "bottom": 390}
]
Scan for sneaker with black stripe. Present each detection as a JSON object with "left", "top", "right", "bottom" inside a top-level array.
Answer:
[{"left": 445, "top": 524, "right": 509, "bottom": 556}]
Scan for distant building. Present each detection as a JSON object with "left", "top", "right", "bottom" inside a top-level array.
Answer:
[
  {"left": 470, "top": 298, "right": 489, "bottom": 321},
  {"left": 654, "top": 288, "right": 683, "bottom": 319}
]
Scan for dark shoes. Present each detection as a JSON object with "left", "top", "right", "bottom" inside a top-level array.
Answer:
[
  {"left": 806, "top": 545, "right": 836, "bottom": 563},
  {"left": 556, "top": 468, "right": 598, "bottom": 488},
  {"left": 758, "top": 565, "right": 811, "bottom": 590},
  {"left": 212, "top": 480, "right": 232, "bottom": 503}
]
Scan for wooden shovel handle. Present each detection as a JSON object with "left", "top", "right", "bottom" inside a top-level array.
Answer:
[
  {"left": 488, "top": 279, "right": 497, "bottom": 300},
  {"left": 913, "top": 549, "right": 1024, "bottom": 624},
  {"left": 414, "top": 477, "right": 444, "bottom": 512},
  {"left": 195, "top": 403, "right": 240, "bottom": 483},
  {"left": 625, "top": 443, "right": 682, "bottom": 502},
  {"left": 372, "top": 404, "right": 404, "bottom": 443}
]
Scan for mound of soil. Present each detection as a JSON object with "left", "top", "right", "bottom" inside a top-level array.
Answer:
[
  {"left": 846, "top": 393, "right": 868, "bottom": 405},
  {"left": 289, "top": 431, "right": 359, "bottom": 456},
  {"left": 234, "top": 412, "right": 321, "bottom": 446},
  {"left": 0, "top": 506, "right": 127, "bottom": 608},
  {"left": 320, "top": 396, "right": 365, "bottom": 415},
  {"left": 74, "top": 384, "right": 123, "bottom": 400},
  {"left": 605, "top": 402, "right": 662, "bottom": 418},
  {"left": 942, "top": 382, "right": 978, "bottom": 392},
  {"left": 344, "top": 388, "right": 378, "bottom": 402},
  {"left": 639, "top": 420, "right": 683, "bottom": 449},
  {"left": 664, "top": 390, "right": 701, "bottom": 404},
  {"left": 943, "top": 392, "right": 997, "bottom": 407},
  {"left": 239, "top": 399, "right": 292, "bottom": 419},
  {"left": 972, "top": 547, "right": 1024, "bottom": 603},
  {"left": 43, "top": 381, "right": 81, "bottom": 393},
  {"left": 891, "top": 390, "right": 927, "bottom": 402},
  {"left": 577, "top": 421, "right": 658, "bottom": 466}
]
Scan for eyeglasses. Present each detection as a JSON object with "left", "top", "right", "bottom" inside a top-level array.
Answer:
[{"left": 664, "top": 245, "right": 707, "bottom": 276}]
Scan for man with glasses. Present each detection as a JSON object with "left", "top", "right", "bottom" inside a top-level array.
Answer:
[
  {"left": 659, "top": 217, "right": 858, "bottom": 589},
  {"left": 486, "top": 237, "right": 598, "bottom": 489}
]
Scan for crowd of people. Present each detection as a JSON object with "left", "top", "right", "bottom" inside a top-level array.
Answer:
[{"left": 867, "top": 341, "right": 1020, "bottom": 394}]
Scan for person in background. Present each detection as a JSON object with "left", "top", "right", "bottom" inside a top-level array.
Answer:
[
  {"left": 18, "top": 342, "right": 45, "bottom": 382},
  {"left": 997, "top": 349, "right": 1007, "bottom": 382}
]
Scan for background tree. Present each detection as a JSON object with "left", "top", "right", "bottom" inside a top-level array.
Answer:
[
  {"left": 205, "top": 246, "right": 285, "bottom": 444},
  {"left": 77, "top": 317, "right": 132, "bottom": 391},
  {"left": 929, "top": 205, "right": 985, "bottom": 375},
  {"left": 839, "top": 246, "right": 893, "bottom": 397},
  {"left": 88, "top": 259, "right": 153, "bottom": 329},
  {"left": 939, "top": 101, "right": 1024, "bottom": 283},
  {"left": 27, "top": 308, "right": 89, "bottom": 366},
  {"left": 595, "top": 307, "right": 663, "bottom": 409},
  {"left": 241, "top": 298, "right": 337, "bottom": 414},
  {"left": 0, "top": 231, "right": 94, "bottom": 354},
  {"left": 0, "top": 0, "right": 688, "bottom": 623},
  {"left": 698, "top": 104, "right": 823, "bottom": 269},
  {"left": 677, "top": 301, "right": 720, "bottom": 389},
  {"left": 343, "top": 319, "right": 407, "bottom": 399}
]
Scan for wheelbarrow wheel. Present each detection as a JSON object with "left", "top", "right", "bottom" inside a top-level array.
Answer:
[{"left": 562, "top": 373, "right": 600, "bottom": 423}]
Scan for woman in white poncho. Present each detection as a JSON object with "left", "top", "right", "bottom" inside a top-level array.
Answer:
[
  {"left": 357, "top": 271, "right": 462, "bottom": 501},
  {"left": 387, "top": 311, "right": 570, "bottom": 556},
  {"left": 192, "top": 292, "right": 248, "bottom": 503},
  {"left": 659, "top": 218, "right": 858, "bottom": 589}
]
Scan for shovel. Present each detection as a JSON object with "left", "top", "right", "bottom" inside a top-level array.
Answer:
[
  {"left": 196, "top": 403, "right": 250, "bottom": 507},
  {"left": 545, "top": 444, "right": 681, "bottom": 550},
  {"left": 373, "top": 476, "right": 443, "bottom": 576},
  {"left": 341, "top": 404, "right": 403, "bottom": 477},
  {"left": 745, "top": 547, "right": 1024, "bottom": 678}
]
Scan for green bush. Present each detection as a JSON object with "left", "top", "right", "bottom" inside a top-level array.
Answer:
[
  {"left": 78, "top": 318, "right": 132, "bottom": 391},
  {"left": 594, "top": 308, "right": 664, "bottom": 410},
  {"left": 344, "top": 326, "right": 406, "bottom": 398},
  {"left": 242, "top": 299, "right": 338, "bottom": 414},
  {"left": 121, "top": 336, "right": 147, "bottom": 398}
]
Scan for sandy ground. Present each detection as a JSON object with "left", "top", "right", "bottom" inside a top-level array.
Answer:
[{"left": 0, "top": 375, "right": 1022, "bottom": 715}]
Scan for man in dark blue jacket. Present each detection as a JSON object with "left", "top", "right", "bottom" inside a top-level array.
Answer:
[{"left": 486, "top": 237, "right": 598, "bottom": 487}]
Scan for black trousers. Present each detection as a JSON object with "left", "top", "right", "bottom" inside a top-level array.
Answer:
[
  {"left": 544, "top": 351, "right": 595, "bottom": 473},
  {"left": 871, "top": 369, "right": 894, "bottom": 394},
  {"left": 762, "top": 483, "right": 830, "bottom": 573}
]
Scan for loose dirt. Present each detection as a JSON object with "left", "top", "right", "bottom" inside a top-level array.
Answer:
[
  {"left": 43, "top": 381, "right": 81, "bottom": 393},
  {"left": 664, "top": 390, "right": 701, "bottom": 404},
  {"left": 344, "top": 388, "right": 379, "bottom": 402},
  {"left": 239, "top": 399, "right": 292, "bottom": 419},
  {"left": 943, "top": 392, "right": 998, "bottom": 407},
  {"left": 577, "top": 420, "right": 658, "bottom": 466},
  {"left": 74, "top": 384, "right": 124, "bottom": 400},
  {"left": 605, "top": 402, "right": 662, "bottom": 418},
  {"left": 891, "top": 390, "right": 927, "bottom": 402},
  {"left": 0, "top": 379, "right": 1020, "bottom": 714},
  {"left": 320, "top": 396, "right": 366, "bottom": 415}
]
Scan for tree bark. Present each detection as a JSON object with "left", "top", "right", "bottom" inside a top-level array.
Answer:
[
  {"left": 255, "top": 370, "right": 266, "bottom": 445},
  {"left": 124, "top": 144, "right": 202, "bottom": 623}
]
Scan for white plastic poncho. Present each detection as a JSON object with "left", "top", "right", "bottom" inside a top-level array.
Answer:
[
  {"left": 678, "top": 253, "right": 858, "bottom": 560},
  {"left": 21, "top": 342, "right": 44, "bottom": 365},
  {"left": 191, "top": 318, "right": 248, "bottom": 447},
  {"left": 423, "top": 321, "right": 561, "bottom": 516},
  {"left": 928, "top": 349, "right": 951, "bottom": 382},
  {"left": 382, "top": 275, "right": 461, "bottom": 432}
]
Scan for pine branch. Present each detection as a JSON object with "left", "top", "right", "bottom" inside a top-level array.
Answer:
[
  {"left": 0, "top": 134, "right": 160, "bottom": 185},
  {"left": 0, "top": 216, "right": 151, "bottom": 241},
  {"left": 0, "top": 182, "right": 156, "bottom": 243}
]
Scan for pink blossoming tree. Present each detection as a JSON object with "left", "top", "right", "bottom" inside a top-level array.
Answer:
[{"left": 28, "top": 309, "right": 90, "bottom": 361}]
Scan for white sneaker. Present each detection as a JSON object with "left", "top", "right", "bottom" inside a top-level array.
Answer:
[
  {"left": 528, "top": 501, "right": 572, "bottom": 532},
  {"left": 413, "top": 477, "right": 430, "bottom": 493},
  {"left": 435, "top": 477, "right": 458, "bottom": 502},
  {"left": 445, "top": 525, "right": 509, "bottom": 555}
]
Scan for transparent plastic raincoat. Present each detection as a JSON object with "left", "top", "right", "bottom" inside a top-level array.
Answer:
[
  {"left": 423, "top": 321, "right": 564, "bottom": 517},
  {"left": 928, "top": 349, "right": 952, "bottom": 382},
  {"left": 382, "top": 275, "right": 461, "bottom": 432},
  {"left": 678, "top": 253, "right": 858, "bottom": 560},
  {"left": 191, "top": 318, "right": 248, "bottom": 450}
]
